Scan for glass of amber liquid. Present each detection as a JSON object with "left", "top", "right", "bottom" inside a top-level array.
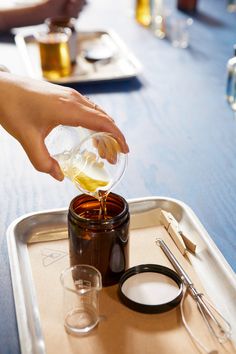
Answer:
[
  {"left": 36, "top": 27, "right": 72, "bottom": 80},
  {"left": 135, "top": 0, "right": 151, "bottom": 27}
]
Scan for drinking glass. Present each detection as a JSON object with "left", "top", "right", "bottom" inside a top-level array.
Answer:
[
  {"left": 169, "top": 16, "right": 193, "bottom": 49},
  {"left": 60, "top": 265, "right": 102, "bottom": 335},
  {"left": 35, "top": 27, "right": 72, "bottom": 80}
]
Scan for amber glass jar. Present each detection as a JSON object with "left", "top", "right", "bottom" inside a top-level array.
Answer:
[
  {"left": 68, "top": 193, "right": 130, "bottom": 286},
  {"left": 177, "top": 0, "right": 197, "bottom": 13}
]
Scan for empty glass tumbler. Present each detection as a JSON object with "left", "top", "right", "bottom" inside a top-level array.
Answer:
[
  {"left": 60, "top": 265, "right": 102, "bottom": 335},
  {"left": 169, "top": 16, "right": 193, "bottom": 49}
]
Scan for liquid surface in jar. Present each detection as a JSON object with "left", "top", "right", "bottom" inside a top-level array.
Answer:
[
  {"left": 78, "top": 208, "right": 112, "bottom": 220},
  {"left": 73, "top": 191, "right": 109, "bottom": 220}
]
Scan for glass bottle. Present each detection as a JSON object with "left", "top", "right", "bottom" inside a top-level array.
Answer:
[
  {"left": 227, "top": 0, "right": 236, "bottom": 13},
  {"left": 151, "top": 0, "right": 166, "bottom": 39},
  {"left": 68, "top": 193, "right": 130, "bottom": 286},
  {"left": 135, "top": 0, "right": 151, "bottom": 27},
  {"left": 226, "top": 45, "right": 236, "bottom": 118},
  {"left": 177, "top": 0, "right": 197, "bottom": 14}
]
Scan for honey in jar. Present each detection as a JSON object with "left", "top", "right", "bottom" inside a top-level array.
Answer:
[{"left": 68, "top": 193, "right": 130, "bottom": 286}]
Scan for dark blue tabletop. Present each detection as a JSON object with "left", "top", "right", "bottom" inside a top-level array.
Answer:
[{"left": 0, "top": 0, "right": 236, "bottom": 353}]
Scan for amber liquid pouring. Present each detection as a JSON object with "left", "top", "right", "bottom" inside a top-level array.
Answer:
[{"left": 71, "top": 170, "right": 109, "bottom": 219}]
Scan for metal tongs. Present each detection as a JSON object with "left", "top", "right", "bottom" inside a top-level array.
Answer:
[{"left": 156, "top": 239, "right": 232, "bottom": 348}]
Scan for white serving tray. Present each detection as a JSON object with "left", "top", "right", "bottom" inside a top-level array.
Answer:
[
  {"left": 15, "top": 28, "right": 142, "bottom": 83},
  {"left": 7, "top": 197, "right": 236, "bottom": 354}
]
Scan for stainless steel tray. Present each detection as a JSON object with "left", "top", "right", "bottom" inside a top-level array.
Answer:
[
  {"left": 15, "top": 28, "right": 142, "bottom": 83},
  {"left": 7, "top": 197, "right": 236, "bottom": 354}
]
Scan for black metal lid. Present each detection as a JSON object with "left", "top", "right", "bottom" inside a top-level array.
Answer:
[{"left": 118, "top": 264, "right": 183, "bottom": 314}]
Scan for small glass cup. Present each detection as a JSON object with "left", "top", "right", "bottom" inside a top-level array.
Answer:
[
  {"left": 169, "top": 16, "right": 193, "bottom": 49},
  {"left": 60, "top": 264, "right": 102, "bottom": 335},
  {"left": 45, "top": 17, "right": 78, "bottom": 64},
  {"left": 35, "top": 27, "right": 72, "bottom": 80}
]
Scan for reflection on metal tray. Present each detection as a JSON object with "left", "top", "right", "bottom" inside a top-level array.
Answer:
[
  {"left": 15, "top": 29, "right": 142, "bottom": 83},
  {"left": 7, "top": 197, "right": 236, "bottom": 354}
]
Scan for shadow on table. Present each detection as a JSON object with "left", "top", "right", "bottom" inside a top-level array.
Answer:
[
  {"left": 187, "top": 45, "right": 209, "bottom": 60},
  {"left": 0, "top": 32, "right": 15, "bottom": 43},
  {"left": 67, "top": 77, "right": 143, "bottom": 95},
  {"left": 191, "top": 10, "right": 226, "bottom": 28}
]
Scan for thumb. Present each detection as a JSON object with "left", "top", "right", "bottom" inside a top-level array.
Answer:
[{"left": 20, "top": 130, "right": 64, "bottom": 181}]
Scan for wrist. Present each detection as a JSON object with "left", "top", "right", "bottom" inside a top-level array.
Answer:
[
  {"left": 0, "top": 71, "right": 15, "bottom": 129},
  {"left": 0, "top": 65, "right": 10, "bottom": 73}
]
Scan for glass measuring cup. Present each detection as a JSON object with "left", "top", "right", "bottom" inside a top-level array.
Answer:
[
  {"left": 45, "top": 126, "right": 127, "bottom": 198},
  {"left": 60, "top": 264, "right": 102, "bottom": 335}
]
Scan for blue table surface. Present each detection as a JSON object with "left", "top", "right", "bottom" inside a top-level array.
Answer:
[{"left": 0, "top": 0, "right": 236, "bottom": 353}]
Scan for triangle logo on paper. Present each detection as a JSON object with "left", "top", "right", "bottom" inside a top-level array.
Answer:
[{"left": 41, "top": 248, "right": 68, "bottom": 267}]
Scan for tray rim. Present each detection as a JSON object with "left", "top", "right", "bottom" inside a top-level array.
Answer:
[
  {"left": 14, "top": 27, "right": 142, "bottom": 84},
  {"left": 7, "top": 196, "right": 236, "bottom": 354}
]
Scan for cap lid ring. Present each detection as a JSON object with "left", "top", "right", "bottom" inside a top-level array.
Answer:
[{"left": 118, "top": 264, "right": 183, "bottom": 314}]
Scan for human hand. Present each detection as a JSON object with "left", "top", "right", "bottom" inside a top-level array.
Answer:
[
  {"left": 0, "top": 0, "right": 86, "bottom": 31},
  {"left": 41, "top": 0, "right": 87, "bottom": 20},
  {"left": 63, "top": 0, "right": 87, "bottom": 18},
  {"left": 0, "top": 72, "right": 129, "bottom": 181}
]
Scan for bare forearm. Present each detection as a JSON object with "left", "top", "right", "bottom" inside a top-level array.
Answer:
[
  {"left": 0, "top": 72, "right": 129, "bottom": 180},
  {"left": 0, "top": 4, "right": 49, "bottom": 31},
  {"left": 0, "top": 0, "right": 86, "bottom": 32}
]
